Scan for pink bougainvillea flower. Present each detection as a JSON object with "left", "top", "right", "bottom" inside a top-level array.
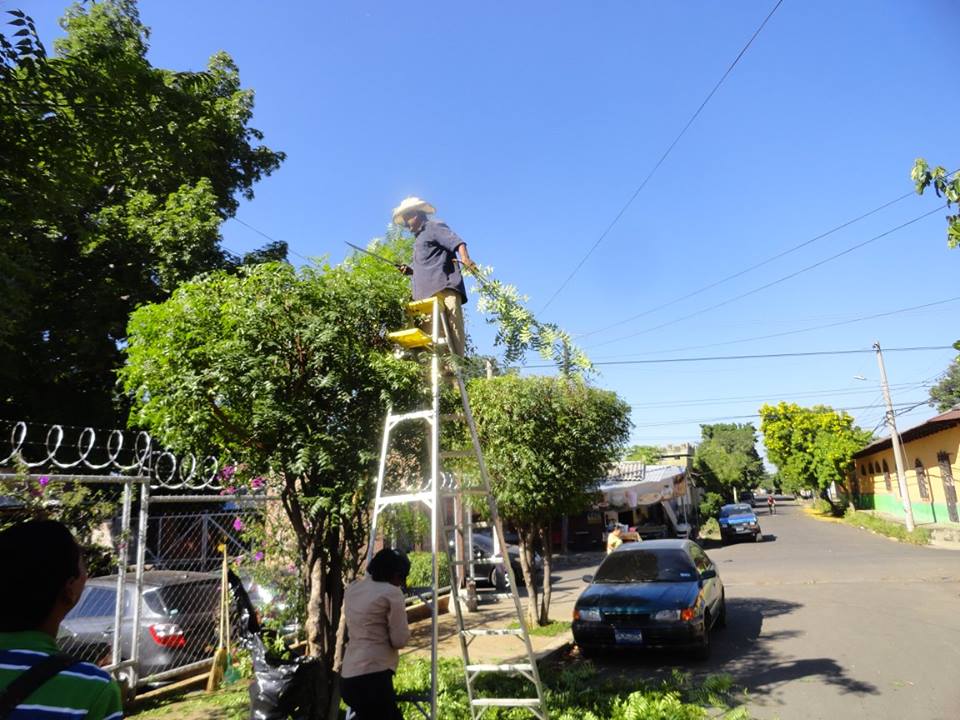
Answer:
[
  {"left": 254, "top": 551, "right": 264, "bottom": 562},
  {"left": 219, "top": 465, "right": 237, "bottom": 480},
  {"left": 38, "top": 475, "right": 50, "bottom": 488},
  {"left": 233, "top": 517, "right": 244, "bottom": 532},
  {"left": 251, "top": 477, "right": 265, "bottom": 490}
]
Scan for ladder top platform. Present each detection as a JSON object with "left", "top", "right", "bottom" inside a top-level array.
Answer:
[
  {"left": 406, "top": 297, "right": 438, "bottom": 315},
  {"left": 387, "top": 327, "right": 432, "bottom": 349}
]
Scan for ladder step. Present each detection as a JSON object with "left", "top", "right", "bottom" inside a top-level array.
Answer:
[
  {"left": 461, "top": 629, "right": 524, "bottom": 637},
  {"left": 375, "top": 491, "right": 433, "bottom": 507},
  {"left": 466, "top": 663, "right": 533, "bottom": 674},
  {"left": 387, "top": 328, "right": 432, "bottom": 349},
  {"left": 471, "top": 699, "right": 542, "bottom": 708},
  {"left": 440, "top": 449, "right": 474, "bottom": 459},
  {"left": 389, "top": 409, "right": 435, "bottom": 424},
  {"left": 406, "top": 297, "right": 437, "bottom": 315}
]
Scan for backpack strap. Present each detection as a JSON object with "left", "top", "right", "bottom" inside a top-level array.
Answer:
[{"left": 0, "top": 653, "right": 78, "bottom": 719}]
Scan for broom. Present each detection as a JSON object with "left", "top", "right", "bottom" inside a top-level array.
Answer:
[{"left": 206, "top": 542, "right": 229, "bottom": 692}]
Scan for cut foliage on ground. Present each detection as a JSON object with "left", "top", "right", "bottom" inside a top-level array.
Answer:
[{"left": 129, "top": 658, "right": 749, "bottom": 719}]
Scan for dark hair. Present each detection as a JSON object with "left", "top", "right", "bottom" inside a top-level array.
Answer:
[
  {"left": 0, "top": 521, "right": 82, "bottom": 631},
  {"left": 367, "top": 548, "right": 410, "bottom": 583}
]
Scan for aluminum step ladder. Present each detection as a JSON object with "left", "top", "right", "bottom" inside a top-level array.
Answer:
[{"left": 367, "top": 295, "right": 549, "bottom": 720}]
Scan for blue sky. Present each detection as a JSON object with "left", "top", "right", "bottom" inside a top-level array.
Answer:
[{"left": 19, "top": 0, "right": 960, "bottom": 454}]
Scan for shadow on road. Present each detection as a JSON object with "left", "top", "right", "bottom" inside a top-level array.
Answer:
[{"left": 590, "top": 596, "right": 878, "bottom": 698}]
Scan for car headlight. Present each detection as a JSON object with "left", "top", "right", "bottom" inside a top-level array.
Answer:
[
  {"left": 575, "top": 607, "right": 601, "bottom": 623},
  {"left": 653, "top": 609, "right": 680, "bottom": 621}
]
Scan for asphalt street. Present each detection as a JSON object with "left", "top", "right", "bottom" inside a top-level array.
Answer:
[{"left": 546, "top": 503, "right": 960, "bottom": 720}]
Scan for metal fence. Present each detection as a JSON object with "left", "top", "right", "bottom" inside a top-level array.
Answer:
[{"left": 0, "top": 420, "right": 296, "bottom": 694}]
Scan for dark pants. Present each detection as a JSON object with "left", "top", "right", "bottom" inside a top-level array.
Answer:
[{"left": 341, "top": 669, "right": 402, "bottom": 720}]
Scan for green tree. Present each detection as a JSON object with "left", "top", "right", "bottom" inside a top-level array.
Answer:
[
  {"left": 693, "top": 423, "right": 764, "bottom": 501},
  {"left": 929, "top": 357, "right": 960, "bottom": 412},
  {"left": 759, "top": 403, "right": 871, "bottom": 503},
  {"left": 466, "top": 375, "right": 631, "bottom": 626},
  {"left": 624, "top": 444, "right": 663, "bottom": 463},
  {"left": 911, "top": 158, "right": 960, "bottom": 248},
  {"left": 121, "top": 254, "right": 421, "bottom": 719},
  {"left": 0, "top": 2, "right": 284, "bottom": 427}
]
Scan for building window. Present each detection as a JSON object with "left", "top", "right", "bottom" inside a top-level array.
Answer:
[
  {"left": 860, "top": 464, "right": 867, "bottom": 476},
  {"left": 882, "top": 459, "right": 892, "bottom": 492},
  {"left": 915, "top": 459, "right": 930, "bottom": 500}
]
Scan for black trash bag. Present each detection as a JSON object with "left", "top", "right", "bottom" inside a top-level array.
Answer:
[{"left": 226, "top": 572, "right": 323, "bottom": 720}]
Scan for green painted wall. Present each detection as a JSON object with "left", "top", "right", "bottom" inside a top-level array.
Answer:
[{"left": 869, "top": 492, "right": 954, "bottom": 525}]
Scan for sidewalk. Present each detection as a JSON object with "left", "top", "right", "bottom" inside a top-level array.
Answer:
[
  {"left": 872, "top": 509, "right": 960, "bottom": 548},
  {"left": 402, "top": 594, "right": 572, "bottom": 664}
]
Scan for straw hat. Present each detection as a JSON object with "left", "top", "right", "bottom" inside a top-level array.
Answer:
[{"left": 392, "top": 196, "right": 436, "bottom": 224}]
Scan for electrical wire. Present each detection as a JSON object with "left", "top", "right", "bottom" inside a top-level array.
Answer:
[
  {"left": 229, "top": 217, "right": 314, "bottom": 264},
  {"left": 590, "top": 295, "right": 960, "bottom": 359},
  {"left": 578, "top": 190, "right": 925, "bottom": 339},
  {"left": 518, "top": 344, "right": 954, "bottom": 369},
  {"left": 586, "top": 206, "right": 946, "bottom": 348},
  {"left": 538, "top": 0, "right": 785, "bottom": 312}
]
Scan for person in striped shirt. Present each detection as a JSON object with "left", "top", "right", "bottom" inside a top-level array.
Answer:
[{"left": 0, "top": 521, "right": 123, "bottom": 720}]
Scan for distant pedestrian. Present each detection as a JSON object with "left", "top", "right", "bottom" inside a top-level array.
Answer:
[
  {"left": 393, "top": 196, "right": 477, "bottom": 359},
  {"left": 0, "top": 520, "right": 123, "bottom": 720},
  {"left": 606, "top": 526, "right": 623, "bottom": 554},
  {"left": 341, "top": 548, "right": 412, "bottom": 720},
  {"left": 768, "top": 495, "right": 776, "bottom": 515}
]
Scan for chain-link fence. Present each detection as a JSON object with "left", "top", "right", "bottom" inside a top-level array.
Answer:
[{"left": 0, "top": 420, "right": 300, "bottom": 695}]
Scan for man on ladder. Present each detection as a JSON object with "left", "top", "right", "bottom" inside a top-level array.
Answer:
[{"left": 392, "top": 196, "right": 477, "bottom": 359}]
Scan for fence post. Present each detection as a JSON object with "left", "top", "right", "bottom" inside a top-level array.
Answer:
[
  {"left": 111, "top": 480, "right": 134, "bottom": 668},
  {"left": 129, "top": 480, "right": 151, "bottom": 691}
]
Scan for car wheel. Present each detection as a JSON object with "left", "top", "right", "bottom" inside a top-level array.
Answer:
[
  {"left": 755, "top": 532, "right": 763, "bottom": 543},
  {"left": 693, "top": 616, "right": 712, "bottom": 660},
  {"left": 578, "top": 644, "right": 597, "bottom": 660},
  {"left": 490, "top": 567, "right": 509, "bottom": 591},
  {"left": 716, "top": 593, "right": 727, "bottom": 629}
]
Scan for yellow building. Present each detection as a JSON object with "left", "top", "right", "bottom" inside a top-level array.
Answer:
[{"left": 851, "top": 409, "right": 960, "bottom": 525}]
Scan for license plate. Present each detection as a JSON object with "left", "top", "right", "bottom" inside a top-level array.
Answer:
[
  {"left": 735, "top": 526, "right": 749, "bottom": 533},
  {"left": 614, "top": 629, "right": 643, "bottom": 645}
]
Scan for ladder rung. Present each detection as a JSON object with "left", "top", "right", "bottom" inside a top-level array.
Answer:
[
  {"left": 461, "top": 629, "right": 524, "bottom": 637},
  {"left": 389, "top": 409, "right": 435, "bottom": 424},
  {"left": 387, "top": 328, "right": 432, "bottom": 348},
  {"left": 471, "top": 699, "right": 542, "bottom": 708},
  {"left": 440, "top": 449, "right": 474, "bottom": 459},
  {"left": 375, "top": 491, "right": 433, "bottom": 507},
  {"left": 406, "top": 297, "right": 437, "bottom": 315},
  {"left": 466, "top": 663, "right": 533, "bottom": 674}
]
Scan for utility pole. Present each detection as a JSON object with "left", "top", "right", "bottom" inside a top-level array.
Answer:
[
  {"left": 561, "top": 338, "right": 571, "bottom": 378},
  {"left": 874, "top": 341, "right": 915, "bottom": 531}
]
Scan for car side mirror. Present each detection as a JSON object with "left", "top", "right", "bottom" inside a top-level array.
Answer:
[
  {"left": 699, "top": 568, "right": 717, "bottom": 580},
  {"left": 581, "top": 574, "right": 594, "bottom": 584}
]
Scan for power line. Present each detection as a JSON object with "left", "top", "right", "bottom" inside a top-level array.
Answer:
[
  {"left": 591, "top": 294, "right": 960, "bottom": 359},
  {"left": 519, "top": 345, "right": 954, "bottom": 369},
  {"left": 587, "top": 206, "right": 945, "bottom": 348},
  {"left": 630, "top": 400, "right": 926, "bottom": 429},
  {"left": 579, "top": 190, "right": 921, "bottom": 339},
  {"left": 625, "top": 380, "right": 932, "bottom": 409},
  {"left": 538, "top": 0, "right": 785, "bottom": 312}
]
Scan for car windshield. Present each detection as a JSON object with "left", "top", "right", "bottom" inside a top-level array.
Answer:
[
  {"left": 593, "top": 549, "right": 696, "bottom": 583},
  {"left": 720, "top": 505, "right": 753, "bottom": 517}
]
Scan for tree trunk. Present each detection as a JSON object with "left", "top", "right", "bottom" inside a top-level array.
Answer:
[
  {"left": 516, "top": 525, "right": 539, "bottom": 628},
  {"left": 538, "top": 525, "right": 552, "bottom": 625}
]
